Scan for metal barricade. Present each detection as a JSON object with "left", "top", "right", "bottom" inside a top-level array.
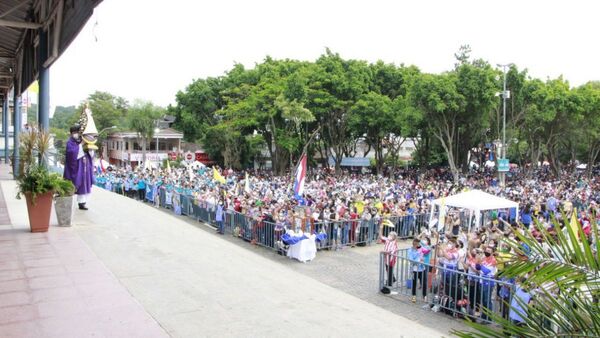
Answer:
[
  {"left": 145, "top": 184, "right": 154, "bottom": 202},
  {"left": 172, "top": 192, "right": 181, "bottom": 215},
  {"left": 99, "top": 185, "right": 445, "bottom": 255},
  {"left": 388, "top": 214, "right": 427, "bottom": 240},
  {"left": 379, "top": 249, "right": 514, "bottom": 324},
  {"left": 180, "top": 195, "right": 191, "bottom": 216},
  {"left": 253, "top": 220, "right": 277, "bottom": 249},
  {"left": 191, "top": 200, "right": 204, "bottom": 222},
  {"left": 159, "top": 188, "right": 167, "bottom": 209}
]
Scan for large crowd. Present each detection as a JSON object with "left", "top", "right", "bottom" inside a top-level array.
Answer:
[
  {"left": 95, "top": 163, "right": 599, "bottom": 324},
  {"left": 95, "top": 164, "right": 600, "bottom": 229}
]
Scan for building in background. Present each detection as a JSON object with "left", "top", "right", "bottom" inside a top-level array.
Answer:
[{"left": 104, "top": 128, "right": 183, "bottom": 168}]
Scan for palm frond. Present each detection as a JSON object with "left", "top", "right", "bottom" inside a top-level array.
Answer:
[{"left": 455, "top": 214, "right": 599, "bottom": 338}]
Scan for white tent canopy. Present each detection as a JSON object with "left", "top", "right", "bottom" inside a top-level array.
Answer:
[{"left": 430, "top": 190, "right": 519, "bottom": 231}]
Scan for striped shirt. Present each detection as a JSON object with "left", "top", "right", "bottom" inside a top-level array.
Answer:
[{"left": 382, "top": 237, "right": 398, "bottom": 266}]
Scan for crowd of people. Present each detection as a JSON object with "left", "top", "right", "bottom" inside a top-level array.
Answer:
[
  {"left": 95, "top": 162, "right": 599, "bottom": 324},
  {"left": 95, "top": 164, "right": 600, "bottom": 234}
]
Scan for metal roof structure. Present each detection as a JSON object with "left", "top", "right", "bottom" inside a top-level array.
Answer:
[{"left": 0, "top": 0, "right": 102, "bottom": 99}]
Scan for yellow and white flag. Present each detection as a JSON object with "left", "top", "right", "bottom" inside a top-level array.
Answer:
[
  {"left": 570, "top": 208, "right": 580, "bottom": 241},
  {"left": 213, "top": 168, "right": 226, "bottom": 184},
  {"left": 244, "top": 172, "right": 251, "bottom": 194},
  {"left": 437, "top": 197, "right": 446, "bottom": 231}
]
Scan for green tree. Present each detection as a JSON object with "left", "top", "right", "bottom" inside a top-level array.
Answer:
[
  {"left": 170, "top": 77, "right": 225, "bottom": 143},
  {"left": 127, "top": 101, "right": 165, "bottom": 165},
  {"left": 349, "top": 92, "right": 393, "bottom": 175},
  {"left": 411, "top": 51, "right": 497, "bottom": 181},
  {"left": 26, "top": 103, "right": 38, "bottom": 124},
  {"left": 78, "top": 91, "right": 129, "bottom": 134},
  {"left": 50, "top": 105, "right": 77, "bottom": 130},
  {"left": 306, "top": 49, "right": 372, "bottom": 173},
  {"left": 575, "top": 82, "right": 600, "bottom": 177},
  {"left": 219, "top": 58, "right": 313, "bottom": 173},
  {"left": 412, "top": 72, "right": 465, "bottom": 180}
]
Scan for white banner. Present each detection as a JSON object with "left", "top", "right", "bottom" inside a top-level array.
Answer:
[{"left": 128, "top": 153, "right": 168, "bottom": 162}]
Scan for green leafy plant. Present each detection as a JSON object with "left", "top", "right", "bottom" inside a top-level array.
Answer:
[
  {"left": 16, "top": 126, "right": 67, "bottom": 203},
  {"left": 16, "top": 165, "right": 65, "bottom": 203},
  {"left": 54, "top": 178, "right": 75, "bottom": 197},
  {"left": 454, "top": 214, "right": 600, "bottom": 338}
]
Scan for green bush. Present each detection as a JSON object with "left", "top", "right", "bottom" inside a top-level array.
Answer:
[
  {"left": 16, "top": 165, "right": 66, "bottom": 203},
  {"left": 54, "top": 178, "right": 75, "bottom": 197}
]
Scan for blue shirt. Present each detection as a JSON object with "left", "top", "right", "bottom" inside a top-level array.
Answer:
[
  {"left": 521, "top": 212, "right": 532, "bottom": 225},
  {"left": 215, "top": 205, "right": 224, "bottom": 222},
  {"left": 509, "top": 286, "right": 533, "bottom": 323},
  {"left": 407, "top": 247, "right": 424, "bottom": 271},
  {"left": 547, "top": 197, "right": 557, "bottom": 212}
]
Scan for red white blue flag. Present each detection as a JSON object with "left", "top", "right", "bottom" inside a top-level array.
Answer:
[{"left": 293, "top": 154, "right": 307, "bottom": 199}]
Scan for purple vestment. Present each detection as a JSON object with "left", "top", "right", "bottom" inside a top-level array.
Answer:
[{"left": 63, "top": 137, "right": 95, "bottom": 195}]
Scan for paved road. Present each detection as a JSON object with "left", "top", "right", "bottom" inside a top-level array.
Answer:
[
  {"left": 72, "top": 187, "right": 458, "bottom": 337},
  {"left": 163, "top": 206, "right": 470, "bottom": 334}
]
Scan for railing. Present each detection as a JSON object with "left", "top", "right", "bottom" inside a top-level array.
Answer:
[
  {"left": 379, "top": 249, "right": 515, "bottom": 325},
  {"left": 94, "top": 182, "right": 430, "bottom": 253}
]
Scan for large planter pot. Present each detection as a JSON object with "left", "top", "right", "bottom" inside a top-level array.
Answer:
[
  {"left": 55, "top": 195, "right": 75, "bottom": 227},
  {"left": 24, "top": 192, "right": 54, "bottom": 233}
]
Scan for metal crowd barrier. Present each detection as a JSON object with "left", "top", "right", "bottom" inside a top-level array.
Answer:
[
  {"left": 97, "top": 182, "right": 431, "bottom": 253},
  {"left": 379, "top": 249, "right": 515, "bottom": 325}
]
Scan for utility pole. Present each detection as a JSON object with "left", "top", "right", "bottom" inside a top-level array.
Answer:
[{"left": 497, "top": 64, "right": 510, "bottom": 188}]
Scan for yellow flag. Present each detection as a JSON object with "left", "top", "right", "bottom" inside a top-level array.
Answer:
[
  {"left": 570, "top": 208, "right": 579, "bottom": 241},
  {"left": 438, "top": 197, "right": 446, "bottom": 231},
  {"left": 166, "top": 160, "right": 171, "bottom": 173},
  {"left": 213, "top": 168, "right": 226, "bottom": 184},
  {"left": 28, "top": 81, "right": 39, "bottom": 94}
]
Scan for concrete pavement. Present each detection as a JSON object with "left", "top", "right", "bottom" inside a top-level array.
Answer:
[
  {"left": 73, "top": 186, "right": 451, "bottom": 337},
  {"left": 0, "top": 168, "right": 460, "bottom": 337}
]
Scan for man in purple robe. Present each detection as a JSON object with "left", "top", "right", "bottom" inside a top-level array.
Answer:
[{"left": 64, "top": 125, "right": 95, "bottom": 210}]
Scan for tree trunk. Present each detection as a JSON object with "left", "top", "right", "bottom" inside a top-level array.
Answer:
[
  {"left": 547, "top": 141, "right": 561, "bottom": 176},
  {"left": 434, "top": 129, "right": 459, "bottom": 183}
]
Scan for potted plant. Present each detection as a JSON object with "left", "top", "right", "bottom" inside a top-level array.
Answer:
[
  {"left": 54, "top": 178, "right": 76, "bottom": 227},
  {"left": 15, "top": 127, "right": 62, "bottom": 232},
  {"left": 16, "top": 165, "right": 65, "bottom": 232}
]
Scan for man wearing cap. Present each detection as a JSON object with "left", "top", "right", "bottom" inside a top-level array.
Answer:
[{"left": 64, "top": 124, "right": 95, "bottom": 210}]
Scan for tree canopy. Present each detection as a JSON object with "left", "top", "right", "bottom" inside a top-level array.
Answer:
[{"left": 166, "top": 47, "right": 600, "bottom": 177}]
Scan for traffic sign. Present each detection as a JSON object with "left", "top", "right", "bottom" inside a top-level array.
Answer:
[
  {"left": 498, "top": 159, "right": 510, "bottom": 172},
  {"left": 185, "top": 152, "right": 193, "bottom": 162}
]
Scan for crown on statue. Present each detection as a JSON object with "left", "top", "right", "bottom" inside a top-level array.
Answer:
[{"left": 78, "top": 102, "right": 99, "bottom": 151}]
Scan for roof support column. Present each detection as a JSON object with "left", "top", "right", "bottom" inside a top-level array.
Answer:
[
  {"left": 13, "top": 89, "right": 21, "bottom": 178},
  {"left": 2, "top": 93, "right": 8, "bottom": 163},
  {"left": 38, "top": 27, "right": 50, "bottom": 132}
]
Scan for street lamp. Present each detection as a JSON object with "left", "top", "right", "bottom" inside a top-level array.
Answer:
[
  {"left": 98, "top": 125, "right": 117, "bottom": 135},
  {"left": 154, "top": 127, "right": 160, "bottom": 168},
  {"left": 497, "top": 64, "right": 511, "bottom": 187}
]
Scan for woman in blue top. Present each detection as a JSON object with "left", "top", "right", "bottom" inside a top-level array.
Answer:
[
  {"left": 521, "top": 205, "right": 532, "bottom": 228},
  {"left": 408, "top": 238, "right": 427, "bottom": 302},
  {"left": 420, "top": 236, "right": 433, "bottom": 272}
]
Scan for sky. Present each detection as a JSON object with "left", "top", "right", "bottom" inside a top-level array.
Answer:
[{"left": 49, "top": 0, "right": 600, "bottom": 111}]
